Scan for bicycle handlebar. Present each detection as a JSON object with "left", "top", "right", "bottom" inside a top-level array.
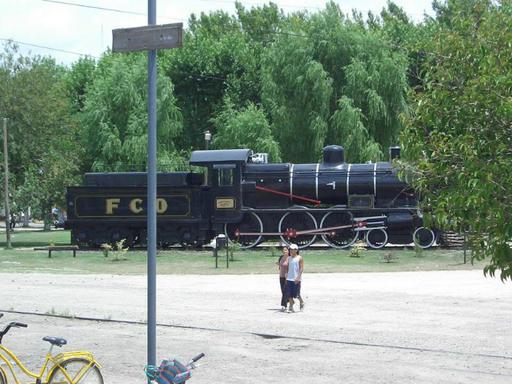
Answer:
[
  {"left": 190, "top": 353, "right": 205, "bottom": 363},
  {"left": 0, "top": 321, "right": 29, "bottom": 343}
]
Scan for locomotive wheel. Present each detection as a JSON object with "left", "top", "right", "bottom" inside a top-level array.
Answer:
[
  {"left": 413, "top": 227, "right": 436, "bottom": 249},
  {"left": 320, "top": 211, "right": 359, "bottom": 249},
  {"left": 278, "top": 207, "right": 318, "bottom": 249},
  {"left": 224, "top": 211, "right": 263, "bottom": 249},
  {"left": 365, "top": 228, "right": 388, "bottom": 249}
]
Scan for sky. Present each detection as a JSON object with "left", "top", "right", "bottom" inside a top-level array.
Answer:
[{"left": 0, "top": 0, "right": 434, "bottom": 65}]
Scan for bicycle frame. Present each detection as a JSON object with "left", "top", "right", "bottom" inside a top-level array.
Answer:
[{"left": 0, "top": 343, "right": 101, "bottom": 384}]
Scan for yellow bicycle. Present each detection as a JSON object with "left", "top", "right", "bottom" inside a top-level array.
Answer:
[{"left": 0, "top": 313, "right": 103, "bottom": 384}]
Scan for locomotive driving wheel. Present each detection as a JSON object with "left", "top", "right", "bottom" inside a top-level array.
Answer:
[
  {"left": 413, "top": 227, "right": 436, "bottom": 249},
  {"left": 224, "top": 211, "right": 263, "bottom": 249},
  {"left": 365, "top": 228, "right": 388, "bottom": 249},
  {"left": 320, "top": 211, "right": 359, "bottom": 249},
  {"left": 278, "top": 207, "right": 318, "bottom": 249}
]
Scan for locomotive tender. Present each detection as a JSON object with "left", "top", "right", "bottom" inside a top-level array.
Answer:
[{"left": 64, "top": 145, "right": 437, "bottom": 249}]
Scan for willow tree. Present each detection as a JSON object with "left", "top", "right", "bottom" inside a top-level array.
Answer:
[
  {"left": 211, "top": 99, "right": 281, "bottom": 162},
  {"left": 261, "top": 32, "right": 333, "bottom": 163},
  {"left": 161, "top": 10, "right": 261, "bottom": 151},
  {"left": 262, "top": 2, "right": 409, "bottom": 163},
  {"left": 81, "top": 53, "right": 184, "bottom": 172}
]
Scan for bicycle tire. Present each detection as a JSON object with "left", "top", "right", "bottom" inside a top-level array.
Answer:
[
  {"left": 47, "top": 358, "right": 103, "bottom": 384},
  {"left": 0, "top": 367, "right": 6, "bottom": 384}
]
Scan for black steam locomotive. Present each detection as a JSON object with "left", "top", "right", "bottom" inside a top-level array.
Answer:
[{"left": 64, "top": 145, "right": 437, "bottom": 249}]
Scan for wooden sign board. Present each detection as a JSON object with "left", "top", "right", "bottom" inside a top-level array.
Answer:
[{"left": 112, "top": 23, "right": 183, "bottom": 52}]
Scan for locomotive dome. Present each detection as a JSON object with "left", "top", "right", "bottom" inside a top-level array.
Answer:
[{"left": 322, "top": 145, "right": 345, "bottom": 164}]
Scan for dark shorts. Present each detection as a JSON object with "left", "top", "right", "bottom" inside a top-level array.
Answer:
[{"left": 285, "top": 280, "right": 301, "bottom": 298}]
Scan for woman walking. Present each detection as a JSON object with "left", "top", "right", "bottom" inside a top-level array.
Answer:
[{"left": 277, "top": 245, "right": 289, "bottom": 311}]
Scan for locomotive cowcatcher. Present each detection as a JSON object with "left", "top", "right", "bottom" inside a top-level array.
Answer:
[{"left": 64, "top": 145, "right": 437, "bottom": 249}]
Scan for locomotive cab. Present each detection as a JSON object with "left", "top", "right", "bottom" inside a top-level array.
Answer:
[{"left": 189, "top": 149, "right": 252, "bottom": 227}]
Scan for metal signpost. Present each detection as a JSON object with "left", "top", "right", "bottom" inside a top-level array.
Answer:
[
  {"left": 112, "top": 3, "right": 182, "bottom": 369},
  {"left": 3, "top": 118, "right": 11, "bottom": 248},
  {"left": 112, "top": 23, "right": 183, "bottom": 52}
]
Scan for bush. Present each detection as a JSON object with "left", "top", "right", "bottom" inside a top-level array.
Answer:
[
  {"left": 349, "top": 241, "right": 366, "bottom": 258},
  {"left": 101, "top": 239, "right": 128, "bottom": 261},
  {"left": 382, "top": 251, "right": 398, "bottom": 263}
]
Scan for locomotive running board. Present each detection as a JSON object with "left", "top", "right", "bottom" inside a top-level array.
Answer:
[{"left": 353, "top": 215, "right": 386, "bottom": 221}]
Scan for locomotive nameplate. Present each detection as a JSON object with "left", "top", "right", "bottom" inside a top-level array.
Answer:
[
  {"left": 216, "top": 197, "right": 236, "bottom": 209},
  {"left": 348, "top": 194, "right": 374, "bottom": 208},
  {"left": 74, "top": 194, "right": 190, "bottom": 218}
]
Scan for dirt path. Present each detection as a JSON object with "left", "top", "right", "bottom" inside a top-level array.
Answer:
[{"left": 1, "top": 270, "right": 511, "bottom": 383}]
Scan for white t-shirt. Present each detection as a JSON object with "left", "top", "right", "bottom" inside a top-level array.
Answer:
[{"left": 286, "top": 256, "right": 301, "bottom": 281}]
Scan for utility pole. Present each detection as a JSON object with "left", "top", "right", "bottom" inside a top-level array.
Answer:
[{"left": 3, "top": 118, "right": 11, "bottom": 249}]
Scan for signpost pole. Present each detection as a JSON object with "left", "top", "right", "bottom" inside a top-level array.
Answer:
[
  {"left": 147, "top": 0, "right": 157, "bottom": 369},
  {"left": 3, "top": 118, "right": 11, "bottom": 249},
  {"left": 112, "top": 8, "right": 182, "bottom": 375}
]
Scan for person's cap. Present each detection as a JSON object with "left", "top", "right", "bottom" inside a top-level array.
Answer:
[{"left": 289, "top": 244, "right": 299, "bottom": 250}]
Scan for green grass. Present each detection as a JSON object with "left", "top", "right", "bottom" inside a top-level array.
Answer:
[
  {"left": 0, "top": 231, "right": 485, "bottom": 275},
  {"left": 0, "top": 229, "right": 70, "bottom": 248}
]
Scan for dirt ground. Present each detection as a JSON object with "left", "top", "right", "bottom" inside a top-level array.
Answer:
[{"left": 1, "top": 270, "right": 511, "bottom": 383}]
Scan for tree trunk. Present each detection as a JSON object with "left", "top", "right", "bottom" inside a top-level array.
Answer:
[
  {"left": 43, "top": 202, "right": 52, "bottom": 231},
  {"left": 22, "top": 209, "right": 30, "bottom": 227}
]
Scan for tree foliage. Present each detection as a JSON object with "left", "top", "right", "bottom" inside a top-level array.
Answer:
[
  {"left": 402, "top": 0, "right": 512, "bottom": 280},
  {"left": 262, "top": 2, "right": 409, "bottom": 162},
  {"left": 211, "top": 99, "right": 281, "bottom": 161},
  {"left": 161, "top": 9, "right": 261, "bottom": 151},
  {"left": 262, "top": 31, "right": 332, "bottom": 162},
  {"left": 0, "top": 43, "right": 81, "bottom": 225},
  {"left": 80, "top": 53, "right": 184, "bottom": 172}
]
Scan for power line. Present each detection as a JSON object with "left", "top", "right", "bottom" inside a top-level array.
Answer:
[
  {"left": 41, "top": 0, "right": 186, "bottom": 22},
  {"left": 0, "top": 38, "right": 99, "bottom": 58},
  {"left": 42, "top": 0, "right": 145, "bottom": 16},
  {"left": 190, "top": 0, "right": 321, "bottom": 11}
]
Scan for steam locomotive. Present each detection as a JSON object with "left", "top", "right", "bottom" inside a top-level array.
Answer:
[{"left": 64, "top": 145, "right": 437, "bottom": 249}]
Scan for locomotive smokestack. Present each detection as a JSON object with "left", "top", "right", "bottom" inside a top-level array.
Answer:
[
  {"left": 389, "top": 146, "right": 401, "bottom": 161},
  {"left": 323, "top": 145, "right": 345, "bottom": 164}
]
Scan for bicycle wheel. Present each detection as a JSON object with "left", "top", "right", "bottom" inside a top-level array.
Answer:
[
  {"left": 0, "top": 367, "right": 6, "bottom": 384},
  {"left": 48, "top": 358, "right": 103, "bottom": 384}
]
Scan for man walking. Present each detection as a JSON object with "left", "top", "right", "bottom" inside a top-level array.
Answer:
[{"left": 285, "top": 243, "right": 305, "bottom": 313}]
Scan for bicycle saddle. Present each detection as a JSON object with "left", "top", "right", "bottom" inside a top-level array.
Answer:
[{"left": 42, "top": 336, "right": 67, "bottom": 347}]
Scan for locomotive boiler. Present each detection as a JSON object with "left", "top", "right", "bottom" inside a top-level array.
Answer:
[{"left": 64, "top": 145, "right": 437, "bottom": 249}]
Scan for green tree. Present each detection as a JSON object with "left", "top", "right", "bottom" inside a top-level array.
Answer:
[
  {"left": 262, "top": 2, "right": 409, "bottom": 163},
  {"left": 211, "top": 100, "right": 281, "bottom": 162},
  {"left": 261, "top": 31, "right": 332, "bottom": 162},
  {"left": 235, "top": 1, "right": 285, "bottom": 45},
  {"left": 65, "top": 56, "right": 97, "bottom": 113},
  {"left": 402, "top": 0, "right": 512, "bottom": 280},
  {"left": 80, "top": 53, "right": 185, "bottom": 171},
  {"left": 0, "top": 43, "right": 82, "bottom": 228},
  {"left": 161, "top": 10, "right": 261, "bottom": 151}
]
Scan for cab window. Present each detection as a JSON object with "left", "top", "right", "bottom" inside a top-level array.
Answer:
[{"left": 213, "top": 164, "right": 235, "bottom": 187}]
